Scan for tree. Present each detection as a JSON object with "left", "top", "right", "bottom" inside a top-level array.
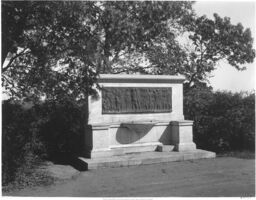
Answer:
[
  {"left": 2, "top": 1, "right": 194, "bottom": 102},
  {"left": 2, "top": 1, "right": 98, "bottom": 101},
  {"left": 144, "top": 13, "right": 255, "bottom": 88},
  {"left": 184, "top": 13, "right": 255, "bottom": 87},
  {"left": 1, "top": 1, "right": 255, "bottom": 102}
]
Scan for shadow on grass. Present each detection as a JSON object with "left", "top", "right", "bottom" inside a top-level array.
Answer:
[
  {"left": 217, "top": 150, "right": 255, "bottom": 160},
  {"left": 49, "top": 153, "right": 88, "bottom": 171}
]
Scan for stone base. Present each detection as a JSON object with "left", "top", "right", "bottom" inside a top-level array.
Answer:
[
  {"left": 79, "top": 149, "right": 216, "bottom": 170},
  {"left": 85, "top": 142, "right": 162, "bottom": 158},
  {"left": 84, "top": 121, "right": 174, "bottom": 158},
  {"left": 156, "top": 145, "right": 175, "bottom": 152},
  {"left": 174, "top": 142, "right": 197, "bottom": 152},
  {"left": 85, "top": 120, "right": 200, "bottom": 158}
]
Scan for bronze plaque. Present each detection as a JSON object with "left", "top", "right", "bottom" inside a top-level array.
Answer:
[{"left": 102, "top": 87, "right": 172, "bottom": 114}]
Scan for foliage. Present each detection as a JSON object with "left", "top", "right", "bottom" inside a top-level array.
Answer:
[
  {"left": 2, "top": 1, "right": 98, "bottom": 102},
  {"left": 184, "top": 14, "right": 255, "bottom": 86},
  {"left": 2, "top": 1, "right": 194, "bottom": 102},
  {"left": 36, "top": 100, "right": 84, "bottom": 157},
  {"left": 149, "top": 13, "right": 256, "bottom": 86},
  {"left": 2, "top": 100, "right": 38, "bottom": 185},
  {"left": 2, "top": 100, "right": 84, "bottom": 186},
  {"left": 184, "top": 87, "right": 255, "bottom": 152},
  {"left": 3, "top": 1, "right": 254, "bottom": 102}
]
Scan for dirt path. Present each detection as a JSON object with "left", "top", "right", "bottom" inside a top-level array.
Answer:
[{"left": 5, "top": 157, "right": 255, "bottom": 197}]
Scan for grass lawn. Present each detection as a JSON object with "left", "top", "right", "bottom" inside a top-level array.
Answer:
[{"left": 3, "top": 150, "right": 255, "bottom": 197}]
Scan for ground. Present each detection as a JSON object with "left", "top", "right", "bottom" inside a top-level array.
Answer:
[{"left": 4, "top": 154, "right": 255, "bottom": 197}]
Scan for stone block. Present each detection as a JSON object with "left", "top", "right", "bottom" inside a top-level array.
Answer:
[
  {"left": 156, "top": 145, "right": 175, "bottom": 152},
  {"left": 175, "top": 143, "right": 197, "bottom": 152},
  {"left": 88, "top": 74, "right": 185, "bottom": 125},
  {"left": 170, "top": 120, "right": 197, "bottom": 152}
]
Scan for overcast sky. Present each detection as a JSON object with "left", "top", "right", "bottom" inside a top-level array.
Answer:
[{"left": 193, "top": 1, "right": 255, "bottom": 92}]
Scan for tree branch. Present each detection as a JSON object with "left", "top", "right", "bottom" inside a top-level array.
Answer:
[
  {"left": 2, "top": 48, "right": 30, "bottom": 73},
  {"left": 188, "top": 72, "right": 197, "bottom": 87}
]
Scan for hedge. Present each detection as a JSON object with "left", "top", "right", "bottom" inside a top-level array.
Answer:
[{"left": 184, "top": 87, "right": 255, "bottom": 153}]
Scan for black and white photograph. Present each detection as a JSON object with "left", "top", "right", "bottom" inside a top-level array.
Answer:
[{"left": 1, "top": 0, "right": 255, "bottom": 197}]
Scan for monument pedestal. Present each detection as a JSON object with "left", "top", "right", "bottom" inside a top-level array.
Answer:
[
  {"left": 84, "top": 120, "right": 198, "bottom": 158},
  {"left": 84, "top": 121, "right": 173, "bottom": 158}
]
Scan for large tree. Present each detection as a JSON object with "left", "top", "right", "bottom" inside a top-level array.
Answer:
[
  {"left": 185, "top": 14, "right": 255, "bottom": 87},
  {"left": 2, "top": 1, "right": 255, "bottom": 102},
  {"left": 2, "top": 1, "right": 194, "bottom": 102},
  {"left": 144, "top": 13, "right": 255, "bottom": 87}
]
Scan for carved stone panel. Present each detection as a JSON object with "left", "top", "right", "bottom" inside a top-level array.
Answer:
[{"left": 102, "top": 87, "right": 172, "bottom": 114}]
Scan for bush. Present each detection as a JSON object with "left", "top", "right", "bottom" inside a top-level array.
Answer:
[
  {"left": 2, "top": 100, "right": 37, "bottom": 185},
  {"left": 36, "top": 100, "right": 84, "bottom": 157},
  {"left": 184, "top": 87, "right": 255, "bottom": 153},
  {"left": 2, "top": 99, "right": 84, "bottom": 186}
]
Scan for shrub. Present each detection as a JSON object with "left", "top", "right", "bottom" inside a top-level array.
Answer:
[
  {"left": 184, "top": 87, "right": 255, "bottom": 153},
  {"left": 2, "top": 100, "right": 38, "bottom": 185},
  {"left": 2, "top": 99, "right": 85, "bottom": 186},
  {"left": 36, "top": 100, "right": 84, "bottom": 157}
]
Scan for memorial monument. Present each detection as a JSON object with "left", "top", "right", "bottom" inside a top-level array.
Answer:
[{"left": 80, "top": 74, "right": 215, "bottom": 169}]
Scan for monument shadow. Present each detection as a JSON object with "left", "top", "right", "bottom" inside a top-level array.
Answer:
[{"left": 116, "top": 123, "right": 155, "bottom": 144}]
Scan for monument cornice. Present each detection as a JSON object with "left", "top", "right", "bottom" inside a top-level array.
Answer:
[{"left": 98, "top": 74, "right": 186, "bottom": 84}]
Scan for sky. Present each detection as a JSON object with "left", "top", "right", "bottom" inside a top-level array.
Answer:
[{"left": 193, "top": 1, "right": 256, "bottom": 92}]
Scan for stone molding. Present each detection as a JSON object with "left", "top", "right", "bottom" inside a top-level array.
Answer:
[
  {"left": 89, "top": 120, "right": 172, "bottom": 129},
  {"left": 170, "top": 120, "right": 194, "bottom": 126},
  {"left": 98, "top": 74, "right": 186, "bottom": 84}
]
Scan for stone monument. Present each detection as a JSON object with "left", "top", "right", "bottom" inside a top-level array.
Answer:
[{"left": 80, "top": 74, "right": 215, "bottom": 168}]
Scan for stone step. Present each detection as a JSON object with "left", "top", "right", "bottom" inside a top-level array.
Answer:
[
  {"left": 89, "top": 142, "right": 162, "bottom": 158},
  {"left": 78, "top": 149, "right": 216, "bottom": 170},
  {"left": 110, "top": 142, "right": 161, "bottom": 155}
]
